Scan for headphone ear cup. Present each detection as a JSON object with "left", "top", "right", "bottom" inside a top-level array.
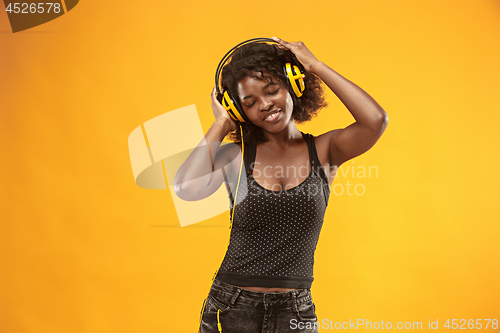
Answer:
[
  {"left": 222, "top": 91, "right": 247, "bottom": 122},
  {"left": 284, "top": 62, "right": 306, "bottom": 98}
]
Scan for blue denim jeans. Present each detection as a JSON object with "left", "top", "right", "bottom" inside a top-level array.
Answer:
[{"left": 199, "top": 279, "right": 319, "bottom": 333}]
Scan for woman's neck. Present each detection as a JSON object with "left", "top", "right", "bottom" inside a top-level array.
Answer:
[{"left": 261, "top": 121, "right": 303, "bottom": 148}]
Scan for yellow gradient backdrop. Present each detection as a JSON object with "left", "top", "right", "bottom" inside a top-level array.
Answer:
[{"left": 1, "top": 0, "right": 499, "bottom": 332}]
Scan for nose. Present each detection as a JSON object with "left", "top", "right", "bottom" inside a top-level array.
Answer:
[{"left": 258, "top": 97, "right": 273, "bottom": 111}]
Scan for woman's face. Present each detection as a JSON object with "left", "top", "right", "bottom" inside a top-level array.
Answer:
[{"left": 236, "top": 72, "right": 294, "bottom": 133}]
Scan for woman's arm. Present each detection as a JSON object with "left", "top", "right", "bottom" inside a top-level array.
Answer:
[
  {"left": 173, "top": 88, "right": 240, "bottom": 201},
  {"left": 273, "top": 37, "right": 389, "bottom": 167}
]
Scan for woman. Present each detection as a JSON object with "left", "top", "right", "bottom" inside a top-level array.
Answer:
[{"left": 174, "top": 37, "right": 388, "bottom": 332}]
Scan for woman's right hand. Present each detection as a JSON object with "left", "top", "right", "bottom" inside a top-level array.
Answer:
[{"left": 211, "top": 87, "right": 238, "bottom": 133}]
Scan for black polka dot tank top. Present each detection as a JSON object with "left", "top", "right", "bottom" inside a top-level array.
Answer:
[{"left": 216, "top": 132, "right": 331, "bottom": 289}]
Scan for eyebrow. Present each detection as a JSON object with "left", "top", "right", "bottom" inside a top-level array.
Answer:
[{"left": 242, "top": 82, "right": 277, "bottom": 100}]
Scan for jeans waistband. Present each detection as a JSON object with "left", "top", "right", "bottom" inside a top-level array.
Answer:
[{"left": 210, "top": 278, "right": 312, "bottom": 310}]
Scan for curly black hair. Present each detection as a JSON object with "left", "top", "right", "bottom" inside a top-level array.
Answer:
[{"left": 220, "top": 42, "right": 328, "bottom": 144}]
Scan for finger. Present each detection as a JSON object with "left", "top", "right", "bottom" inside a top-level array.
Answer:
[
  {"left": 212, "top": 87, "right": 219, "bottom": 102},
  {"left": 273, "top": 37, "right": 299, "bottom": 50},
  {"left": 272, "top": 37, "right": 302, "bottom": 55},
  {"left": 271, "top": 37, "right": 290, "bottom": 49},
  {"left": 271, "top": 36, "right": 288, "bottom": 45}
]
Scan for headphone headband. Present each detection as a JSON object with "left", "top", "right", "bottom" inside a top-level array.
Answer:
[{"left": 215, "top": 38, "right": 276, "bottom": 96}]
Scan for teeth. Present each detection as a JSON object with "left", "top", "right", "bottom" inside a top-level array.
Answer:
[{"left": 265, "top": 111, "right": 279, "bottom": 120}]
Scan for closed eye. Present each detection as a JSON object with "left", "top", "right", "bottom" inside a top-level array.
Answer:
[
  {"left": 243, "top": 87, "right": 279, "bottom": 108},
  {"left": 268, "top": 88, "right": 279, "bottom": 95}
]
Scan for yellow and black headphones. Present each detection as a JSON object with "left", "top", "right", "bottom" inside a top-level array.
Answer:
[{"left": 215, "top": 37, "right": 307, "bottom": 123}]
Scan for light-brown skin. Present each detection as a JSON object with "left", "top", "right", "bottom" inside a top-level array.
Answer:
[{"left": 174, "top": 37, "right": 389, "bottom": 293}]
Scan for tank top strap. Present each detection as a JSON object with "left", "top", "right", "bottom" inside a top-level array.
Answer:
[
  {"left": 301, "top": 132, "right": 331, "bottom": 204},
  {"left": 229, "top": 140, "right": 255, "bottom": 207},
  {"left": 300, "top": 132, "right": 315, "bottom": 169},
  {"left": 301, "top": 132, "right": 320, "bottom": 170},
  {"left": 243, "top": 140, "right": 257, "bottom": 176}
]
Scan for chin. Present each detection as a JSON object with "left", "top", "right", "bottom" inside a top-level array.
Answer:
[{"left": 262, "top": 114, "right": 294, "bottom": 133}]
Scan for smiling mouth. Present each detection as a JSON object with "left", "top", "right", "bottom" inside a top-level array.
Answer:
[{"left": 263, "top": 110, "right": 281, "bottom": 122}]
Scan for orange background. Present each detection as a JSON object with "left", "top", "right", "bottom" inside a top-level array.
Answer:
[{"left": 1, "top": 0, "right": 499, "bottom": 332}]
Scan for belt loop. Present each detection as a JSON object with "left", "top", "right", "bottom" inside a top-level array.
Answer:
[
  {"left": 291, "top": 290, "right": 299, "bottom": 314},
  {"left": 229, "top": 288, "right": 242, "bottom": 306}
]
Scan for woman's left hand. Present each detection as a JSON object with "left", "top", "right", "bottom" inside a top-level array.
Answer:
[{"left": 272, "top": 37, "right": 322, "bottom": 74}]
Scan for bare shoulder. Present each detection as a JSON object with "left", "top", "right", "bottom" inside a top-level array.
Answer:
[
  {"left": 214, "top": 141, "right": 243, "bottom": 185},
  {"left": 216, "top": 141, "right": 241, "bottom": 159},
  {"left": 312, "top": 129, "right": 344, "bottom": 167},
  {"left": 314, "top": 130, "right": 341, "bottom": 145}
]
